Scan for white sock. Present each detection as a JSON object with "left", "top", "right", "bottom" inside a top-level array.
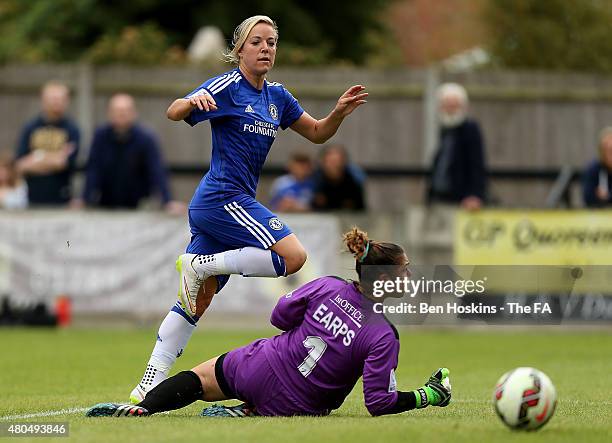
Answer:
[
  {"left": 193, "top": 247, "right": 286, "bottom": 277},
  {"left": 138, "top": 305, "right": 197, "bottom": 390}
]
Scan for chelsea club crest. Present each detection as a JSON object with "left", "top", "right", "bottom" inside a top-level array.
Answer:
[
  {"left": 269, "top": 103, "right": 278, "bottom": 121},
  {"left": 269, "top": 217, "right": 283, "bottom": 230}
]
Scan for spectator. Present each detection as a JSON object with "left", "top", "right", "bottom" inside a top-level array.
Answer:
[
  {"left": 269, "top": 151, "right": 314, "bottom": 212},
  {"left": 427, "top": 83, "right": 487, "bottom": 210},
  {"left": 0, "top": 154, "right": 28, "bottom": 210},
  {"left": 583, "top": 127, "right": 612, "bottom": 207},
  {"left": 312, "top": 144, "right": 365, "bottom": 211},
  {"left": 78, "top": 93, "right": 185, "bottom": 213},
  {"left": 15, "top": 81, "right": 79, "bottom": 206}
]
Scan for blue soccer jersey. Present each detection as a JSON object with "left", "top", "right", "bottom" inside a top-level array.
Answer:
[{"left": 184, "top": 68, "right": 304, "bottom": 209}]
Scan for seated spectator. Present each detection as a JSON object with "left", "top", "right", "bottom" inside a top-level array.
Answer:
[
  {"left": 583, "top": 127, "right": 612, "bottom": 207},
  {"left": 312, "top": 144, "right": 365, "bottom": 211},
  {"left": 15, "top": 80, "right": 79, "bottom": 206},
  {"left": 269, "top": 152, "right": 314, "bottom": 212},
  {"left": 77, "top": 93, "right": 185, "bottom": 214},
  {"left": 0, "top": 154, "right": 28, "bottom": 210},
  {"left": 427, "top": 83, "right": 487, "bottom": 210}
]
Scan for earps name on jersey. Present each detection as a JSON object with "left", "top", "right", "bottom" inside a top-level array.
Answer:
[{"left": 312, "top": 303, "right": 356, "bottom": 346}]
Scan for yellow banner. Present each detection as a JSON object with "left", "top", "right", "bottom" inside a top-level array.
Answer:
[{"left": 455, "top": 210, "right": 612, "bottom": 266}]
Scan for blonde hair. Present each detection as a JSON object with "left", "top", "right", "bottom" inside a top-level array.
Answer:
[
  {"left": 437, "top": 82, "right": 468, "bottom": 106},
  {"left": 223, "top": 15, "right": 278, "bottom": 65}
]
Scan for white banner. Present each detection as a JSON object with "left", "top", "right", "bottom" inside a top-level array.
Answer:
[{"left": 0, "top": 211, "right": 339, "bottom": 316}]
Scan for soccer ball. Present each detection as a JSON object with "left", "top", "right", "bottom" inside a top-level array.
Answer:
[{"left": 493, "top": 367, "right": 557, "bottom": 431}]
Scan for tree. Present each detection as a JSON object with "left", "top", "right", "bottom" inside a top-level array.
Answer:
[
  {"left": 0, "top": 0, "right": 393, "bottom": 65},
  {"left": 485, "top": 0, "right": 612, "bottom": 73}
]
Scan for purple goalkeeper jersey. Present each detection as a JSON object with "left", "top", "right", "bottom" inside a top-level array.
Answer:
[{"left": 262, "top": 276, "right": 400, "bottom": 416}]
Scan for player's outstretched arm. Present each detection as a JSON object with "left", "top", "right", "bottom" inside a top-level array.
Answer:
[
  {"left": 361, "top": 331, "right": 451, "bottom": 416},
  {"left": 167, "top": 93, "right": 218, "bottom": 121},
  {"left": 372, "top": 368, "right": 452, "bottom": 416},
  {"left": 290, "top": 85, "right": 368, "bottom": 144}
]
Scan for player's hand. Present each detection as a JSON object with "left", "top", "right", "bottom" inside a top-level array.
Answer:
[
  {"left": 425, "top": 367, "right": 452, "bottom": 407},
  {"left": 189, "top": 92, "right": 217, "bottom": 112},
  {"left": 333, "top": 85, "right": 368, "bottom": 118}
]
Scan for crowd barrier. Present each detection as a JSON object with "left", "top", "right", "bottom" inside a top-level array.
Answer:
[
  {"left": 1, "top": 209, "right": 610, "bottom": 323},
  {"left": 0, "top": 211, "right": 339, "bottom": 318}
]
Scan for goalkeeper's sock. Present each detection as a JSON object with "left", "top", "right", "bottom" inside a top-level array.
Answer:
[
  {"left": 140, "top": 307, "right": 197, "bottom": 389},
  {"left": 138, "top": 370, "right": 203, "bottom": 414},
  {"left": 193, "top": 248, "right": 286, "bottom": 277}
]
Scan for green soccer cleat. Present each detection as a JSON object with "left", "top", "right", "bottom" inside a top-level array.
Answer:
[
  {"left": 201, "top": 403, "right": 258, "bottom": 417},
  {"left": 86, "top": 403, "right": 149, "bottom": 417},
  {"left": 414, "top": 367, "right": 452, "bottom": 408}
]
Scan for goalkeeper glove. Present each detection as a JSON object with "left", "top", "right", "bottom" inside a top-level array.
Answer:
[{"left": 413, "top": 367, "right": 451, "bottom": 408}]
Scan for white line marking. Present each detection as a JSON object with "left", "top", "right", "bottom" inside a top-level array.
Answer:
[
  {"left": 0, "top": 407, "right": 88, "bottom": 420},
  {"left": 1, "top": 398, "right": 608, "bottom": 421}
]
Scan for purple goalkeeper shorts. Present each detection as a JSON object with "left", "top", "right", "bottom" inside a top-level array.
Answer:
[{"left": 217, "top": 339, "right": 305, "bottom": 416}]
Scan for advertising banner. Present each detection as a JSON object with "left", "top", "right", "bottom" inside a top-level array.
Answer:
[{"left": 0, "top": 211, "right": 339, "bottom": 316}]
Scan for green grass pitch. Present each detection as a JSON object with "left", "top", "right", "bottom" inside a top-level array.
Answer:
[{"left": 1, "top": 327, "right": 610, "bottom": 443}]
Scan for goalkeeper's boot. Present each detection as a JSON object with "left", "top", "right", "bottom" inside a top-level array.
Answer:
[
  {"left": 414, "top": 367, "right": 452, "bottom": 408},
  {"left": 201, "top": 403, "right": 258, "bottom": 417},
  {"left": 176, "top": 253, "right": 210, "bottom": 318},
  {"left": 86, "top": 403, "right": 149, "bottom": 417}
]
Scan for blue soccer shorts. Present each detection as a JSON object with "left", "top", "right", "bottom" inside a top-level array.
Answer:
[{"left": 186, "top": 195, "right": 293, "bottom": 292}]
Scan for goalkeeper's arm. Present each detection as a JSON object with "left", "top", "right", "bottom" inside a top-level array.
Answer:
[{"left": 366, "top": 368, "right": 452, "bottom": 416}]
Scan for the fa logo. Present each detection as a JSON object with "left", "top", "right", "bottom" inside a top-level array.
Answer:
[
  {"left": 269, "top": 217, "right": 283, "bottom": 230},
  {"left": 269, "top": 103, "right": 278, "bottom": 121}
]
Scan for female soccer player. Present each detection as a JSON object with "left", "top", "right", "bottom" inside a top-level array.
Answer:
[
  {"left": 92, "top": 228, "right": 451, "bottom": 417},
  {"left": 131, "top": 15, "right": 369, "bottom": 402}
]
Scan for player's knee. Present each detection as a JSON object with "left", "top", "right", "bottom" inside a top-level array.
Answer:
[{"left": 285, "top": 247, "right": 307, "bottom": 275}]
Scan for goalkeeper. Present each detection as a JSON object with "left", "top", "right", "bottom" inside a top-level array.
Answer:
[{"left": 87, "top": 228, "right": 451, "bottom": 417}]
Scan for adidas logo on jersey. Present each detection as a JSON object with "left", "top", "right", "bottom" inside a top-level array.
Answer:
[{"left": 245, "top": 104, "right": 255, "bottom": 113}]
